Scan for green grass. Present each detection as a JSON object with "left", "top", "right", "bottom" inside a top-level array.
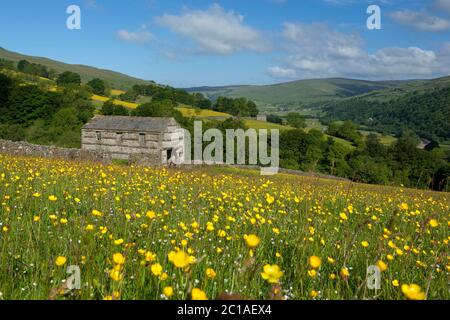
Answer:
[{"left": 359, "top": 130, "right": 397, "bottom": 146}]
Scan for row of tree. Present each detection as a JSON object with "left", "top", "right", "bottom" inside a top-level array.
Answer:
[
  {"left": 212, "top": 97, "right": 259, "bottom": 117},
  {"left": 118, "top": 84, "right": 212, "bottom": 109},
  {"left": 280, "top": 128, "right": 449, "bottom": 191}
]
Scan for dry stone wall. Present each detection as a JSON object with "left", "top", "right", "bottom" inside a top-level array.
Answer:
[{"left": 0, "top": 139, "right": 111, "bottom": 163}]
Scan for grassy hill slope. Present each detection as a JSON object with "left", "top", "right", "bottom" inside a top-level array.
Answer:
[
  {"left": 0, "top": 47, "right": 149, "bottom": 90},
  {"left": 186, "top": 78, "right": 407, "bottom": 110}
]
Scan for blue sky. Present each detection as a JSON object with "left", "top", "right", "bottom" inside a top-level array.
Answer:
[{"left": 1, "top": 0, "right": 450, "bottom": 87}]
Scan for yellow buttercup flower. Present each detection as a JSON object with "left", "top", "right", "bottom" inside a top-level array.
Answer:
[
  {"left": 339, "top": 212, "right": 348, "bottom": 221},
  {"left": 113, "top": 253, "right": 125, "bottom": 265},
  {"left": 191, "top": 288, "right": 208, "bottom": 300},
  {"left": 206, "top": 268, "right": 217, "bottom": 279},
  {"left": 55, "top": 256, "right": 67, "bottom": 267},
  {"left": 309, "top": 256, "right": 322, "bottom": 269},
  {"left": 109, "top": 268, "right": 123, "bottom": 282},
  {"left": 429, "top": 219, "right": 439, "bottom": 228},
  {"left": 163, "top": 286, "right": 174, "bottom": 298},
  {"left": 168, "top": 250, "right": 190, "bottom": 269},
  {"left": 376, "top": 260, "right": 388, "bottom": 272},
  {"left": 401, "top": 284, "right": 426, "bottom": 300},
  {"left": 48, "top": 195, "right": 57, "bottom": 202},
  {"left": 266, "top": 194, "right": 275, "bottom": 205},
  {"left": 245, "top": 234, "right": 260, "bottom": 249},
  {"left": 92, "top": 209, "right": 103, "bottom": 217},
  {"left": 151, "top": 263, "right": 163, "bottom": 276},
  {"left": 307, "top": 269, "right": 317, "bottom": 278},
  {"left": 261, "top": 264, "right": 283, "bottom": 283},
  {"left": 361, "top": 241, "right": 369, "bottom": 248},
  {"left": 340, "top": 267, "right": 350, "bottom": 279},
  {"left": 146, "top": 211, "right": 156, "bottom": 219}
]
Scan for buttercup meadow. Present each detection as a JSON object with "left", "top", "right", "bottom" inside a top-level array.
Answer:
[{"left": 0, "top": 154, "right": 448, "bottom": 300}]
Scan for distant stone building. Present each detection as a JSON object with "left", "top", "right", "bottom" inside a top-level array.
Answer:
[
  {"left": 256, "top": 114, "right": 267, "bottom": 122},
  {"left": 82, "top": 116, "right": 184, "bottom": 165}
]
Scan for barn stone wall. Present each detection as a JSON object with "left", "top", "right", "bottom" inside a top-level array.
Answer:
[{"left": 82, "top": 124, "right": 185, "bottom": 165}]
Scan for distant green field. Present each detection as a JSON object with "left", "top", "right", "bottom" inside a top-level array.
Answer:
[
  {"left": 305, "top": 119, "right": 327, "bottom": 132},
  {"left": 359, "top": 130, "right": 397, "bottom": 146},
  {"left": 243, "top": 119, "right": 293, "bottom": 131},
  {"left": 177, "top": 106, "right": 232, "bottom": 118}
]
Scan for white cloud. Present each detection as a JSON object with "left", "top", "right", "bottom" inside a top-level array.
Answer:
[
  {"left": 390, "top": 10, "right": 450, "bottom": 31},
  {"left": 117, "top": 28, "right": 153, "bottom": 44},
  {"left": 155, "top": 4, "right": 270, "bottom": 54},
  {"left": 434, "top": 0, "right": 450, "bottom": 14},
  {"left": 269, "top": 22, "right": 450, "bottom": 80},
  {"left": 267, "top": 66, "right": 297, "bottom": 79}
]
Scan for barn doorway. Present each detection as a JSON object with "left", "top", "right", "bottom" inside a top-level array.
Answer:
[{"left": 166, "top": 148, "right": 173, "bottom": 162}]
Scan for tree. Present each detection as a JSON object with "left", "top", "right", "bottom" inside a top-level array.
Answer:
[
  {"left": 101, "top": 100, "right": 115, "bottom": 115},
  {"left": 87, "top": 78, "right": 107, "bottom": 95},
  {"left": 327, "top": 121, "right": 363, "bottom": 146},
  {"left": 0, "top": 74, "right": 13, "bottom": 107},
  {"left": 131, "top": 99, "right": 177, "bottom": 117},
  {"left": 365, "top": 134, "right": 387, "bottom": 159},
  {"left": 425, "top": 140, "right": 440, "bottom": 152},
  {"left": 267, "top": 114, "right": 283, "bottom": 125},
  {"left": 56, "top": 71, "right": 81, "bottom": 86},
  {"left": 17, "top": 59, "right": 50, "bottom": 78},
  {"left": 113, "top": 105, "right": 130, "bottom": 116},
  {"left": 213, "top": 97, "right": 259, "bottom": 117},
  {"left": 285, "top": 112, "right": 306, "bottom": 129}
]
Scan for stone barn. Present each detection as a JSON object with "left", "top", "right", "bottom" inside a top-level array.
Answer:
[
  {"left": 256, "top": 114, "right": 267, "bottom": 122},
  {"left": 82, "top": 116, "right": 184, "bottom": 165}
]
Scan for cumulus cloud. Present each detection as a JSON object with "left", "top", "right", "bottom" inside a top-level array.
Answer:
[
  {"left": 390, "top": 10, "right": 450, "bottom": 31},
  {"left": 117, "top": 28, "right": 153, "bottom": 44},
  {"left": 268, "top": 22, "right": 450, "bottom": 80},
  {"left": 267, "top": 66, "right": 297, "bottom": 79},
  {"left": 155, "top": 4, "right": 270, "bottom": 54}
]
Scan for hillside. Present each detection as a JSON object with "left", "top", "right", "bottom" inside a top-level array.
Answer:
[
  {"left": 187, "top": 77, "right": 450, "bottom": 113},
  {"left": 0, "top": 47, "right": 149, "bottom": 90},
  {"left": 322, "top": 86, "right": 450, "bottom": 141},
  {"left": 186, "top": 78, "right": 407, "bottom": 111},
  {"left": 352, "top": 76, "right": 450, "bottom": 101}
]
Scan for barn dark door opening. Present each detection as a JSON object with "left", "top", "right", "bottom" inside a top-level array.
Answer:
[{"left": 166, "top": 148, "right": 173, "bottom": 161}]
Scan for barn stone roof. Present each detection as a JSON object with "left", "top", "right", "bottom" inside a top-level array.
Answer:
[{"left": 82, "top": 116, "right": 177, "bottom": 132}]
